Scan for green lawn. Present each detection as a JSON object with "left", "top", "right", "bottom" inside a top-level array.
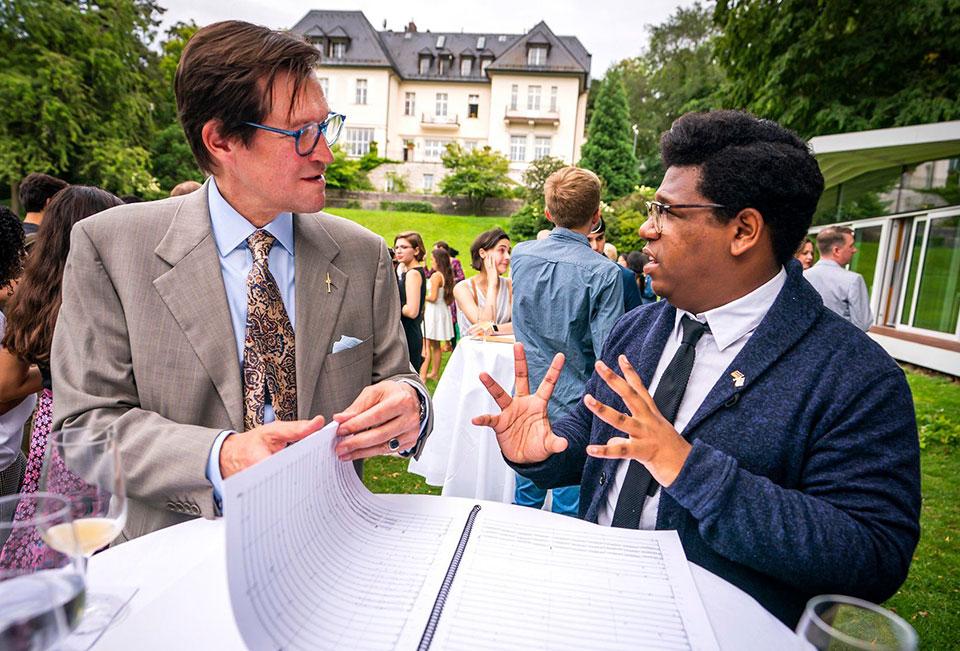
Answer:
[{"left": 325, "top": 207, "right": 507, "bottom": 274}]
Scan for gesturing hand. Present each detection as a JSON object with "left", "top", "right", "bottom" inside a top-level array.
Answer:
[
  {"left": 584, "top": 355, "right": 691, "bottom": 487},
  {"left": 472, "top": 343, "right": 568, "bottom": 464}
]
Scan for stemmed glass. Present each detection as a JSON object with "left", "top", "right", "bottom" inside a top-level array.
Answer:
[
  {"left": 796, "top": 594, "right": 918, "bottom": 651},
  {"left": 41, "top": 427, "right": 127, "bottom": 632},
  {"left": 0, "top": 493, "right": 86, "bottom": 650}
]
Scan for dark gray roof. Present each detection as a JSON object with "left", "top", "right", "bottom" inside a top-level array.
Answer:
[
  {"left": 290, "top": 11, "right": 590, "bottom": 84},
  {"left": 291, "top": 10, "right": 395, "bottom": 68}
]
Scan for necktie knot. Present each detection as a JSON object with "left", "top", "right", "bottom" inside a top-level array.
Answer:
[
  {"left": 247, "top": 230, "right": 276, "bottom": 264},
  {"left": 680, "top": 315, "right": 710, "bottom": 347}
]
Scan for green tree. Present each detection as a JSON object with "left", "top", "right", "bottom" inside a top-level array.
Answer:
[
  {"left": 439, "top": 144, "right": 512, "bottom": 214},
  {"left": 0, "top": 0, "right": 163, "bottom": 203},
  {"left": 507, "top": 155, "right": 566, "bottom": 241},
  {"left": 578, "top": 72, "right": 640, "bottom": 200},
  {"left": 713, "top": 0, "right": 960, "bottom": 137}
]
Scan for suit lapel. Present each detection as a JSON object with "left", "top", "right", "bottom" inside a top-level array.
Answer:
[
  {"left": 293, "top": 212, "right": 347, "bottom": 418},
  {"left": 152, "top": 181, "right": 244, "bottom": 431},
  {"left": 683, "top": 265, "right": 821, "bottom": 436}
]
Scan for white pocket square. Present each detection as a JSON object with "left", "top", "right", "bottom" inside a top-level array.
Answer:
[{"left": 331, "top": 335, "right": 363, "bottom": 354}]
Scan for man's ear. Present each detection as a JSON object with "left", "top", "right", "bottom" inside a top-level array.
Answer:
[
  {"left": 591, "top": 208, "right": 601, "bottom": 227},
  {"left": 201, "top": 119, "right": 236, "bottom": 169},
  {"left": 729, "top": 207, "right": 766, "bottom": 258},
  {"left": 544, "top": 208, "right": 556, "bottom": 225}
]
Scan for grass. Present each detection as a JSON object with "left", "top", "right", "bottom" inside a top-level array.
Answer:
[{"left": 324, "top": 207, "right": 507, "bottom": 275}]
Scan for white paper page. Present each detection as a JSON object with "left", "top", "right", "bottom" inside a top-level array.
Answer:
[
  {"left": 429, "top": 501, "right": 719, "bottom": 651},
  {"left": 223, "top": 422, "right": 472, "bottom": 651}
]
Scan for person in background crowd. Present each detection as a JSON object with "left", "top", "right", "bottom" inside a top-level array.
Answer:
[
  {"left": 616, "top": 253, "right": 628, "bottom": 267},
  {"left": 626, "top": 250, "right": 657, "bottom": 305},
  {"left": 17, "top": 173, "right": 68, "bottom": 246},
  {"left": 588, "top": 217, "right": 641, "bottom": 312},
  {"left": 433, "top": 240, "right": 465, "bottom": 350},
  {"left": 51, "top": 22, "right": 431, "bottom": 543},
  {"left": 794, "top": 239, "right": 814, "bottom": 270},
  {"left": 395, "top": 232, "right": 426, "bottom": 371},
  {"left": 0, "top": 207, "right": 34, "bottom": 547},
  {"left": 536, "top": 229, "right": 552, "bottom": 241},
  {"left": 421, "top": 248, "right": 455, "bottom": 382},
  {"left": 510, "top": 166, "right": 623, "bottom": 517},
  {"left": 121, "top": 194, "right": 144, "bottom": 204},
  {"left": 0, "top": 186, "right": 123, "bottom": 568},
  {"left": 603, "top": 242, "right": 618, "bottom": 263},
  {"left": 453, "top": 228, "right": 513, "bottom": 336},
  {"left": 804, "top": 226, "right": 872, "bottom": 331},
  {"left": 170, "top": 180, "right": 203, "bottom": 197},
  {"left": 475, "top": 110, "right": 919, "bottom": 627}
]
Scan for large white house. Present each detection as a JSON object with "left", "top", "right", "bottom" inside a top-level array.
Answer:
[{"left": 290, "top": 11, "right": 591, "bottom": 190}]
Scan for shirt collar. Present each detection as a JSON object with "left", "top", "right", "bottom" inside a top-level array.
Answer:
[
  {"left": 208, "top": 177, "right": 294, "bottom": 257},
  {"left": 675, "top": 266, "right": 787, "bottom": 352},
  {"left": 816, "top": 258, "right": 842, "bottom": 269},
  {"left": 548, "top": 227, "right": 590, "bottom": 246}
]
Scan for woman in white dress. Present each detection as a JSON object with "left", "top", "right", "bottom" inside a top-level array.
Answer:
[
  {"left": 421, "top": 248, "right": 456, "bottom": 381},
  {"left": 453, "top": 227, "right": 513, "bottom": 337}
]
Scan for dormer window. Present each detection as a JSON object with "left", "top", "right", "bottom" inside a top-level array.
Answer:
[
  {"left": 476, "top": 36, "right": 486, "bottom": 49},
  {"left": 331, "top": 41, "right": 346, "bottom": 59},
  {"left": 419, "top": 56, "right": 431, "bottom": 75},
  {"left": 527, "top": 45, "right": 547, "bottom": 66},
  {"left": 461, "top": 57, "right": 473, "bottom": 76},
  {"left": 438, "top": 58, "right": 447, "bottom": 75},
  {"left": 436, "top": 35, "right": 446, "bottom": 48}
]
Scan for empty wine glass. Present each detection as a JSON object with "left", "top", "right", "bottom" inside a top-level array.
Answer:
[
  {"left": 0, "top": 493, "right": 86, "bottom": 651},
  {"left": 796, "top": 594, "right": 918, "bottom": 651},
  {"left": 41, "top": 427, "right": 127, "bottom": 633}
]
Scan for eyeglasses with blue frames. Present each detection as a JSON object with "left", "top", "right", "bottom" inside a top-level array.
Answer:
[
  {"left": 644, "top": 200, "right": 726, "bottom": 234},
  {"left": 242, "top": 112, "right": 346, "bottom": 156}
]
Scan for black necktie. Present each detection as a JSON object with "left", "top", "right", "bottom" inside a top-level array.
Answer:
[{"left": 610, "top": 315, "right": 710, "bottom": 529}]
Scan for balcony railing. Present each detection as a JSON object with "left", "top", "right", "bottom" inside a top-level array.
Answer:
[
  {"left": 420, "top": 113, "right": 460, "bottom": 129},
  {"left": 504, "top": 108, "right": 560, "bottom": 127}
]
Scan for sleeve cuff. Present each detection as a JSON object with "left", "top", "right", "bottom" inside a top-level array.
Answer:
[
  {"left": 395, "top": 378, "right": 430, "bottom": 457},
  {"left": 206, "top": 430, "right": 234, "bottom": 512},
  {"left": 665, "top": 439, "right": 737, "bottom": 520}
]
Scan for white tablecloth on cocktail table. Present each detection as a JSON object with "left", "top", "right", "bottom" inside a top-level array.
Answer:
[
  {"left": 407, "top": 336, "right": 518, "bottom": 502},
  {"left": 86, "top": 518, "right": 798, "bottom": 649}
]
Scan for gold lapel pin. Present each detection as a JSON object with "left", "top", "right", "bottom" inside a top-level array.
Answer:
[
  {"left": 325, "top": 272, "right": 333, "bottom": 293},
  {"left": 731, "top": 370, "right": 745, "bottom": 388}
]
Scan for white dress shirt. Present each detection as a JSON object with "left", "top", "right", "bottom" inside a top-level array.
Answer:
[
  {"left": 597, "top": 267, "right": 787, "bottom": 528},
  {"left": 804, "top": 259, "right": 873, "bottom": 331}
]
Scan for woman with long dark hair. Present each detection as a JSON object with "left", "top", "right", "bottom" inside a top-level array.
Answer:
[
  {"left": 453, "top": 228, "right": 513, "bottom": 336},
  {"left": 420, "top": 248, "right": 455, "bottom": 381},
  {"left": 0, "top": 185, "right": 122, "bottom": 569},
  {"left": 394, "top": 231, "right": 427, "bottom": 371}
]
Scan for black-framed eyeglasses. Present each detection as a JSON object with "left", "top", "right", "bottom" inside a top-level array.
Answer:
[
  {"left": 644, "top": 200, "right": 726, "bottom": 234},
  {"left": 242, "top": 112, "right": 346, "bottom": 156}
]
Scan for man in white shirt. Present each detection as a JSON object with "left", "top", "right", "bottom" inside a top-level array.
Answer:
[
  {"left": 473, "top": 110, "right": 920, "bottom": 626},
  {"left": 804, "top": 225, "right": 873, "bottom": 331}
]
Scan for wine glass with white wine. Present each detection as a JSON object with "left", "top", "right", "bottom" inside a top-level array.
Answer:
[
  {"left": 41, "top": 427, "right": 127, "bottom": 633},
  {"left": 0, "top": 493, "right": 86, "bottom": 651}
]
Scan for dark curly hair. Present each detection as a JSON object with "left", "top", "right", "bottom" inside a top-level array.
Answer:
[
  {"left": 659, "top": 110, "right": 824, "bottom": 266},
  {"left": 0, "top": 206, "right": 26, "bottom": 290}
]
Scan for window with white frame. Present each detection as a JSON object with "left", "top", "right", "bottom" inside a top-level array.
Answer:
[
  {"left": 419, "top": 56, "right": 430, "bottom": 75},
  {"left": 319, "top": 77, "right": 329, "bottom": 97},
  {"left": 331, "top": 42, "right": 345, "bottom": 59},
  {"left": 460, "top": 58, "right": 472, "bottom": 76},
  {"left": 355, "top": 79, "right": 367, "bottom": 105},
  {"left": 438, "top": 57, "right": 448, "bottom": 75},
  {"left": 510, "top": 84, "right": 518, "bottom": 111},
  {"left": 527, "top": 45, "right": 547, "bottom": 66},
  {"left": 463, "top": 140, "right": 478, "bottom": 152},
  {"left": 498, "top": 35, "right": 507, "bottom": 42},
  {"left": 344, "top": 127, "right": 373, "bottom": 157},
  {"left": 435, "top": 93, "right": 448, "bottom": 117},
  {"left": 527, "top": 85, "right": 541, "bottom": 111},
  {"left": 467, "top": 94, "right": 479, "bottom": 118},
  {"left": 476, "top": 36, "right": 486, "bottom": 49},
  {"left": 534, "top": 136, "right": 551, "bottom": 159},
  {"left": 436, "top": 35, "right": 446, "bottom": 48},
  {"left": 550, "top": 86, "right": 558, "bottom": 112},
  {"left": 480, "top": 57, "right": 492, "bottom": 75},
  {"left": 509, "top": 135, "right": 526, "bottom": 162},
  {"left": 423, "top": 174, "right": 435, "bottom": 192},
  {"left": 404, "top": 92, "right": 416, "bottom": 116},
  {"left": 424, "top": 139, "right": 445, "bottom": 161}
]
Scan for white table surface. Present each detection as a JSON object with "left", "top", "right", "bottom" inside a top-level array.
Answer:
[
  {"left": 407, "top": 336, "right": 518, "bottom": 503},
  {"left": 87, "top": 518, "right": 797, "bottom": 650}
]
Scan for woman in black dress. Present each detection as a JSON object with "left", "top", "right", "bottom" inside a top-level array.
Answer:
[{"left": 394, "top": 231, "right": 426, "bottom": 370}]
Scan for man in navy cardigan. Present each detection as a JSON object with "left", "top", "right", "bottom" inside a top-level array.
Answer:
[{"left": 474, "top": 110, "right": 921, "bottom": 627}]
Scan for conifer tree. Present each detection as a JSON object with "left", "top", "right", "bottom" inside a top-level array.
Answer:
[{"left": 578, "top": 73, "right": 640, "bottom": 200}]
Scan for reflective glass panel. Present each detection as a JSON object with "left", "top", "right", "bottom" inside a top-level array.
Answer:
[
  {"left": 912, "top": 215, "right": 960, "bottom": 333},
  {"left": 900, "top": 221, "right": 925, "bottom": 326},
  {"left": 849, "top": 225, "right": 882, "bottom": 296}
]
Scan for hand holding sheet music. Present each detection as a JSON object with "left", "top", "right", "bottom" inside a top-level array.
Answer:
[{"left": 224, "top": 421, "right": 718, "bottom": 650}]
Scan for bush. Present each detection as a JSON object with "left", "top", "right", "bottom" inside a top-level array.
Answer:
[
  {"left": 381, "top": 200, "right": 434, "bottom": 213},
  {"left": 344, "top": 199, "right": 361, "bottom": 209},
  {"left": 606, "top": 185, "right": 655, "bottom": 253},
  {"left": 509, "top": 203, "right": 550, "bottom": 242}
]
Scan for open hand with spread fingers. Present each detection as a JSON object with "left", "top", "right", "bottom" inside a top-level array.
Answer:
[
  {"left": 471, "top": 343, "right": 569, "bottom": 464},
  {"left": 584, "top": 354, "right": 692, "bottom": 487}
]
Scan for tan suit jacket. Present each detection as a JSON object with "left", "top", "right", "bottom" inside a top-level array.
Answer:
[{"left": 51, "top": 182, "right": 429, "bottom": 541}]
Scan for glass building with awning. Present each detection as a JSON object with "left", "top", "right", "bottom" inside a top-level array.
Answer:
[{"left": 807, "top": 121, "right": 960, "bottom": 376}]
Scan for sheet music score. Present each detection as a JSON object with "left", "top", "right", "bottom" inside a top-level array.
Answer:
[{"left": 224, "top": 423, "right": 719, "bottom": 650}]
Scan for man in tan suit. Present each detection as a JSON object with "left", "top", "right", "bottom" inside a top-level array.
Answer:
[{"left": 51, "top": 21, "right": 431, "bottom": 541}]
